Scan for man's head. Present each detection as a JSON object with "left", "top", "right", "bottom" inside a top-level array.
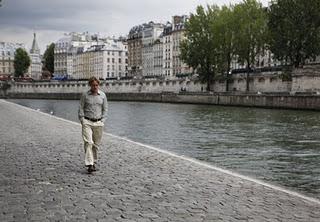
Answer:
[{"left": 88, "top": 76, "right": 100, "bottom": 94}]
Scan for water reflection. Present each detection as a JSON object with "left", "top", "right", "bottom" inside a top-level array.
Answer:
[{"left": 8, "top": 99, "right": 320, "bottom": 198}]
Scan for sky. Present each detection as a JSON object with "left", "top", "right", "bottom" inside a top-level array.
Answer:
[{"left": 0, "top": 0, "right": 269, "bottom": 54}]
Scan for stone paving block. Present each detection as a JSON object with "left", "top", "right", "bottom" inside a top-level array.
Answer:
[{"left": 1, "top": 100, "right": 320, "bottom": 222}]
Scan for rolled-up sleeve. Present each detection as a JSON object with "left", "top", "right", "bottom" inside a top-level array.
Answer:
[
  {"left": 78, "top": 93, "right": 85, "bottom": 120},
  {"left": 101, "top": 94, "right": 108, "bottom": 121}
]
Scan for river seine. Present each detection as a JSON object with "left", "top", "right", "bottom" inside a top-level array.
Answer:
[{"left": 8, "top": 99, "right": 320, "bottom": 199}]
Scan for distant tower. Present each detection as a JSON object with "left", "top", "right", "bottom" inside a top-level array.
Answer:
[
  {"left": 29, "top": 33, "right": 42, "bottom": 79},
  {"left": 30, "top": 33, "right": 40, "bottom": 54}
]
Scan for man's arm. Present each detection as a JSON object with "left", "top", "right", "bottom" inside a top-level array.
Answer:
[
  {"left": 101, "top": 94, "right": 108, "bottom": 122},
  {"left": 78, "top": 93, "right": 85, "bottom": 123}
]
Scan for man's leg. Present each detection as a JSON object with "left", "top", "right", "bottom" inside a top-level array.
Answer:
[
  {"left": 82, "top": 123, "right": 95, "bottom": 168},
  {"left": 92, "top": 125, "right": 103, "bottom": 168}
]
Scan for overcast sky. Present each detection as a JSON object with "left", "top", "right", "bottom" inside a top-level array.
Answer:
[{"left": 0, "top": 0, "right": 268, "bottom": 53}]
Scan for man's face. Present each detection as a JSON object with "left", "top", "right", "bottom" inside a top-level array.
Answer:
[{"left": 90, "top": 80, "right": 99, "bottom": 94}]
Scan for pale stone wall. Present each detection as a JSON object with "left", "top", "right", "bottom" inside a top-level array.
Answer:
[
  {"left": 291, "top": 65, "right": 320, "bottom": 93},
  {"left": 5, "top": 65, "right": 320, "bottom": 95}
]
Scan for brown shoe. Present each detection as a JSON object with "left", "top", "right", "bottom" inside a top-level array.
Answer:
[{"left": 87, "top": 165, "right": 94, "bottom": 174}]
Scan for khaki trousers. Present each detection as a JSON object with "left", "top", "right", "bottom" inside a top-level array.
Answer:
[{"left": 81, "top": 119, "right": 104, "bottom": 166}]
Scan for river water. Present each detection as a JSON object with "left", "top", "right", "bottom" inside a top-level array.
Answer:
[{"left": 8, "top": 99, "right": 320, "bottom": 199}]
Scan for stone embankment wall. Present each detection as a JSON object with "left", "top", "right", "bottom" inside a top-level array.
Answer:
[
  {"left": 1, "top": 65, "right": 320, "bottom": 110},
  {"left": 4, "top": 65, "right": 320, "bottom": 95}
]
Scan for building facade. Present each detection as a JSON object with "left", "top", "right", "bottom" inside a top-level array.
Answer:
[
  {"left": 162, "top": 24, "right": 173, "bottom": 79},
  {"left": 72, "top": 39, "right": 128, "bottom": 80},
  {"left": 127, "top": 15, "right": 192, "bottom": 80},
  {"left": 0, "top": 42, "right": 26, "bottom": 77},
  {"left": 141, "top": 22, "right": 164, "bottom": 77},
  {"left": 54, "top": 32, "right": 98, "bottom": 77},
  {"left": 127, "top": 26, "right": 143, "bottom": 77},
  {"left": 171, "top": 15, "right": 193, "bottom": 77}
]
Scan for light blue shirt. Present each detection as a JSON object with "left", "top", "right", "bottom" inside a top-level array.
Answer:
[{"left": 78, "top": 89, "right": 108, "bottom": 122}]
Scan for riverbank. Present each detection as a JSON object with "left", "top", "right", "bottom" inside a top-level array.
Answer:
[
  {"left": 1, "top": 99, "right": 320, "bottom": 221},
  {"left": 3, "top": 91, "right": 320, "bottom": 111}
]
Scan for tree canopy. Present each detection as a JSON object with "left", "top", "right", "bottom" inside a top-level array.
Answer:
[
  {"left": 213, "top": 5, "right": 237, "bottom": 91},
  {"left": 268, "top": 0, "right": 320, "bottom": 67},
  {"left": 180, "top": 0, "right": 267, "bottom": 91},
  {"left": 43, "top": 43, "right": 55, "bottom": 74},
  {"left": 180, "top": 5, "right": 221, "bottom": 91},
  {"left": 233, "top": 0, "right": 268, "bottom": 91},
  {"left": 14, "top": 48, "right": 31, "bottom": 77}
]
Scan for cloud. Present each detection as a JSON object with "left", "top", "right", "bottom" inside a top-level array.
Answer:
[{"left": 0, "top": 0, "right": 269, "bottom": 53}]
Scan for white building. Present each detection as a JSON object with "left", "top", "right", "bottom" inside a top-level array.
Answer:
[
  {"left": 141, "top": 22, "right": 164, "bottom": 77},
  {"left": 170, "top": 15, "right": 193, "bottom": 77},
  {"left": 153, "top": 38, "right": 163, "bottom": 77},
  {"left": 162, "top": 23, "right": 173, "bottom": 79},
  {"left": 54, "top": 32, "right": 99, "bottom": 77},
  {"left": 73, "top": 39, "right": 128, "bottom": 80},
  {"left": 0, "top": 42, "right": 26, "bottom": 77}
]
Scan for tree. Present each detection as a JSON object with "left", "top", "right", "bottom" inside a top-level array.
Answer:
[
  {"left": 268, "top": 0, "right": 320, "bottom": 68},
  {"left": 214, "top": 5, "right": 237, "bottom": 91},
  {"left": 233, "top": 0, "right": 268, "bottom": 91},
  {"left": 180, "top": 5, "right": 220, "bottom": 91},
  {"left": 14, "top": 48, "right": 31, "bottom": 77},
  {"left": 43, "top": 43, "right": 55, "bottom": 74}
]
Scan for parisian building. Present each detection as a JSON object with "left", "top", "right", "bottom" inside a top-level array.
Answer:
[
  {"left": 127, "top": 25, "right": 144, "bottom": 78},
  {"left": 162, "top": 23, "right": 173, "bottom": 78},
  {"left": 0, "top": 42, "right": 26, "bottom": 77},
  {"left": 141, "top": 22, "right": 164, "bottom": 77},
  {"left": 127, "top": 15, "right": 193, "bottom": 80},
  {"left": 171, "top": 15, "right": 193, "bottom": 77},
  {"left": 153, "top": 38, "right": 163, "bottom": 77},
  {"left": 54, "top": 32, "right": 98, "bottom": 77},
  {"left": 72, "top": 39, "right": 128, "bottom": 80},
  {"left": 54, "top": 32, "right": 127, "bottom": 79}
]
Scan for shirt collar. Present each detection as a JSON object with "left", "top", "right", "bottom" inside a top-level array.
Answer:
[{"left": 88, "top": 89, "right": 101, "bottom": 95}]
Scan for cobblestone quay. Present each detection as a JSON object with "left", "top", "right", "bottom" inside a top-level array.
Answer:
[{"left": 1, "top": 99, "right": 320, "bottom": 222}]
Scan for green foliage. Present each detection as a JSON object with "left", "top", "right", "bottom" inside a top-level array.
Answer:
[
  {"left": 268, "top": 0, "right": 320, "bottom": 68},
  {"left": 43, "top": 43, "right": 55, "bottom": 74},
  {"left": 181, "top": 0, "right": 267, "bottom": 91},
  {"left": 233, "top": 0, "right": 267, "bottom": 67},
  {"left": 213, "top": 5, "right": 237, "bottom": 91},
  {"left": 214, "top": 5, "right": 237, "bottom": 76},
  {"left": 279, "top": 65, "right": 293, "bottom": 81},
  {"left": 233, "top": 0, "right": 268, "bottom": 91},
  {"left": 180, "top": 5, "right": 221, "bottom": 91},
  {"left": 14, "top": 48, "right": 31, "bottom": 77}
]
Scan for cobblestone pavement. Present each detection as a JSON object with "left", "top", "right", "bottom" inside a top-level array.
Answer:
[{"left": 1, "top": 99, "right": 320, "bottom": 222}]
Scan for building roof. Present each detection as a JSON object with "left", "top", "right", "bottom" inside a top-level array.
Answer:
[{"left": 30, "top": 33, "right": 40, "bottom": 54}]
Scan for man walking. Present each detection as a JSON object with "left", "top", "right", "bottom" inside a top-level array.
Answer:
[{"left": 79, "top": 76, "right": 108, "bottom": 174}]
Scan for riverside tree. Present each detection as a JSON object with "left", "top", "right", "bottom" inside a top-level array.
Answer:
[
  {"left": 233, "top": 0, "right": 268, "bottom": 91},
  {"left": 180, "top": 5, "right": 221, "bottom": 91},
  {"left": 43, "top": 43, "right": 55, "bottom": 75},
  {"left": 268, "top": 0, "right": 320, "bottom": 68},
  {"left": 14, "top": 48, "right": 31, "bottom": 77},
  {"left": 214, "top": 5, "right": 237, "bottom": 91}
]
